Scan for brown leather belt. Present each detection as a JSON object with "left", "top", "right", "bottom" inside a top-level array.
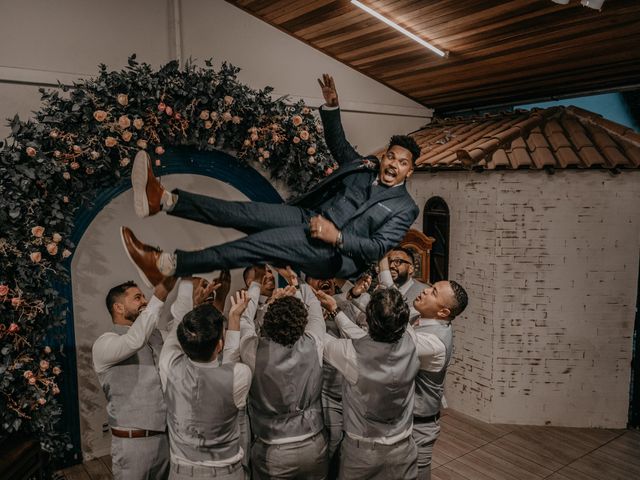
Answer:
[{"left": 110, "top": 428, "right": 165, "bottom": 439}]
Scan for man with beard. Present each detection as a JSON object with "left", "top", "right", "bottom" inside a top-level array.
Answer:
[
  {"left": 242, "top": 265, "right": 276, "bottom": 330},
  {"left": 121, "top": 74, "right": 420, "bottom": 285},
  {"left": 93, "top": 278, "right": 176, "bottom": 480}
]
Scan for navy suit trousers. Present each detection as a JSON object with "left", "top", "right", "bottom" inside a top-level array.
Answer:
[{"left": 169, "top": 190, "right": 343, "bottom": 278}]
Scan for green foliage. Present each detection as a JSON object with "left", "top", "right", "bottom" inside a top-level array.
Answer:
[{"left": 0, "top": 55, "right": 334, "bottom": 464}]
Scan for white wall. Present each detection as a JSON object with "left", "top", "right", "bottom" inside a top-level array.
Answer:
[
  {"left": 407, "top": 169, "right": 640, "bottom": 428},
  {"left": 0, "top": 0, "right": 431, "bottom": 149}
]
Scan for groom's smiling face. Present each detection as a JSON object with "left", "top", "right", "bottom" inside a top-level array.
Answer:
[{"left": 378, "top": 145, "right": 414, "bottom": 186}]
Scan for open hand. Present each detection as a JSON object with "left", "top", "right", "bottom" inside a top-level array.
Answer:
[
  {"left": 192, "top": 278, "right": 221, "bottom": 306},
  {"left": 229, "top": 290, "right": 249, "bottom": 319},
  {"left": 313, "top": 287, "right": 338, "bottom": 313},
  {"left": 350, "top": 274, "right": 372, "bottom": 298},
  {"left": 267, "top": 285, "right": 297, "bottom": 304},
  {"left": 317, "top": 74, "right": 339, "bottom": 108},
  {"left": 273, "top": 265, "right": 298, "bottom": 287}
]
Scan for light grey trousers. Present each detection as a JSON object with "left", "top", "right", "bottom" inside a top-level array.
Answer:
[
  {"left": 169, "top": 461, "right": 243, "bottom": 480},
  {"left": 339, "top": 434, "right": 418, "bottom": 480},
  {"left": 238, "top": 407, "right": 251, "bottom": 478},
  {"left": 322, "top": 393, "right": 344, "bottom": 460},
  {"left": 251, "top": 430, "right": 328, "bottom": 479},
  {"left": 111, "top": 434, "right": 169, "bottom": 480},
  {"left": 413, "top": 419, "right": 441, "bottom": 480}
]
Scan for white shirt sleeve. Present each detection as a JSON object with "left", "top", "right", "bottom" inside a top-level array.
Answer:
[
  {"left": 323, "top": 335, "right": 359, "bottom": 384},
  {"left": 222, "top": 330, "right": 240, "bottom": 364},
  {"left": 335, "top": 311, "right": 367, "bottom": 340},
  {"left": 239, "top": 282, "right": 261, "bottom": 372},
  {"left": 378, "top": 268, "right": 394, "bottom": 288},
  {"left": 407, "top": 326, "right": 447, "bottom": 372},
  {"left": 232, "top": 363, "right": 253, "bottom": 409},
  {"left": 170, "top": 280, "right": 194, "bottom": 324},
  {"left": 300, "top": 284, "right": 325, "bottom": 364},
  {"left": 92, "top": 296, "right": 164, "bottom": 375},
  {"left": 158, "top": 315, "right": 183, "bottom": 391}
]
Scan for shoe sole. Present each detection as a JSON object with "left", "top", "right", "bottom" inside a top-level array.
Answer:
[
  {"left": 132, "top": 151, "right": 150, "bottom": 218},
  {"left": 120, "top": 227, "right": 153, "bottom": 288}
]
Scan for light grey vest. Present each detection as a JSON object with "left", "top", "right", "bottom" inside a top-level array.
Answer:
[
  {"left": 322, "top": 318, "right": 344, "bottom": 400},
  {"left": 165, "top": 359, "right": 240, "bottom": 462},
  {"left": 249, "top": 335, "right": 324, "bottom": 441},
  {"left": 413, "top": 321, "right": 453, "bottom": 417},
  {"left": 97, "top": 326, "right": 166, "bottom": 430},
  {"left": 343, "top": 332, "right": 419, "bottom": 439}
]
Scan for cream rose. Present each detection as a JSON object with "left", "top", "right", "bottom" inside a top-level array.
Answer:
[
  {"left": 155, "top": 146, "right": 165, "bottom": 155},
  {"left": 53, "top": 366, "right": 62, "bottom": 375},
  {"left": 46, "top": 243, "right": 58, "bottom": 256},
  {"left": 121, "top": 131, "right": 133, "bottom": 142},
  {"left": 299, "top": 130, "right": 310, "bottom": 141},
  {"left": 30, "top": 252, "right": 42, "bottom": 263},
  {"left": 105, "top": 137, "right": 118, "bottom": 148},
  {"left": 40, "top": 360, "right": 49, "bottom": 371},
  {"left": 93, "top": 110, "right": 108, "bottom": 122},
  {"left": 118, "top": 115, "right": 131, "bottom": 129},
  {"left": 199, "top": 110, "right": 210, "bottom": 120},
  {"left": 137, "top": 139, "right": 148, "bottom": 149},
  {"left": 117, "top": 93, "right": 129, "bottom": 106},
  {"left": 222, "top": 112, "right": 232, "bottom": 122},
  {"left": 52, "top": 233, "right": 62, "bottom": 243},
  {"left": 62, "top": 249, "right": 72, "bottom": 258},
  {"left": 26, "top": 147, "right": 37, "bottom": 157},
  {"left": 292, "top": 115, "right": 303, "bottom": 126},
  {"left": 63, "top": 172, "right": 71, "bottom": 180},
  {"left": 119, "top": 157, "right": 130, "bottom": 167},
  {"left": 31, "top": 226, "right": 45, "bottom": 238},
  {"left": 133, "top": 118, "right": 144, "bottom": 130},
  {"left": 224, "top": 95, "right": 234, "bottom": 105}
]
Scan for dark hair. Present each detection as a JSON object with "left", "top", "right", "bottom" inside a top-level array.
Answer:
[
  {"left": 263, "top": 296, "right": 308, "bottom": 347},
  {"left": 389, "top": 135, "right": 421, "bottom": 164},
  {"left": 242, "top": 266, "right": 254, "bottom": 286},
  {"left": 366, "top": 289, "right": 409, "bottom": 343},
  {"left": 448, "top": 281, "right": 468, "bottom": 319},
  {"left": 105, "top": 281, "right": 137, "bottom": 315},
  {"left": 389, "top": 246, "right": 415, "bottom": 264},
  {"left": 177, "top": 303, "right": 225, "bottom": 362}
]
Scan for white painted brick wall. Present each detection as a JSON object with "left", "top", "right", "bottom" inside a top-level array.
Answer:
[{"left": 408, "top": 169, "right": 640, "bottom": 428}]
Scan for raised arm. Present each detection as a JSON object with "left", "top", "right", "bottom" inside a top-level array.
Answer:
[{"left": 317, "top": 74, "right": 360, "bottom": 165}]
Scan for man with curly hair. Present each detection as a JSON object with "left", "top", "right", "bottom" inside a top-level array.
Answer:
[
  {"left": 121, "top": 74, "right": 420, "bottom": 285},
  {"left": 226, "top": 267, "right": 327, "bottom": 479}
]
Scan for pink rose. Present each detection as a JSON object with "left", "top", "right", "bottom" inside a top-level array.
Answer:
[
  {"left": 105, "top": 137, "right": 118, "bottom": 148},
  {"left": 299, "top": 130, "right": 310, "bottom": 141},
  {"left": 11, "top": 298, "right": 22, "bottom": 308},
  {"left": 292, "top": 115, "right": 303, "bottom": 126},
  {"left": 199, "top": 110, "right": 210, "bottom": 120},
  {"left": 53, "top": 366, "right": 61, "bottom": 375},
  {"left": 326, "top": 167, "right": 334, "bottom": 175},
  {"left": 23, "top": 370, "right": 34, "bottom": 379},
  {"left": 26, "top": 147, "right": 37, "bottom": 157},
  {"left": 174, "top": 113, "right": 182, "bottom": 120},
  {"left": 272, "top": 133, "right": 281, "bottom": 143},
  {"left": 121, "top": 131, "right": 133, "bottom": 142},
  {"left": 204, "top": 120, "right": 213, "bottom": 130},
  {"left": 308, "top": 156, "right": 316, "bottom": 165},
  {"left": 40, "top": 360, "right": 49, "bottom": 371},
  {"left": 63, "top": 172, "right": 71, "bottom": 180},
  {"left": 307, "top": 146, "right": 316, "bottom": 155},
  {"left": 0, "top": 285, "right": 8, "bottom": 296},
  {"left": 224, "top": 95, "right": 234, "bottom": 105},
  {"left": 133, "top": 118, "right": 144, "bottom": 130},
  {"left": 29, "top": 377, "right": 37, "bottom": 386},
  {"left": 30, "top": 252, "right": 42, "bottom": 263},
  {"left": 70, "top": 162, "right": 80, "bottom": 170},
  {"left": 93, "top": 110, "right": 108, "bottom": 122},
  {"left": 118, "top": 115, "right": 131, "bottom": 129},
  {"left": 222, "top": 112, "right": 232, "bottom": 122},
  {"left": 90, "top": 151, "right": 101, "bottom": 160},
  {"left": 293, "top": 136, "right": 300, "bottom": 144},
  {"left": 248, "top": 127, "right": 257, "bottom": 134},
  {"left": 117, "top": 93, "right": 129, "bottom": 106},
  {"left": 53, "top": 385, "right": 60, "bottom": 395},
  {"left": 155, "top": 146, "right": 165, "bottom": 155},
  {"left": 38, "top": 397, "right": 46, "bottom": 405},
  {"left": 158, "top": 102, "right": 166, "bottom": 112},
  {"left": 52, "top": 233, "right": 62, "bottom": 243},
  {"left": 232, "top": 116, "right": 241, "bottom": 124},
  {"left": 46, "top": 243, "right": 58, "bottom": 256},
  {"left": 137, "top": 139, "right": 148, "bottom": 149},
  {"left": 119, "top": 157, "right": 130, "bottom": 167},
  {"left": 63, "top": 196, "right": 70, "bottom": 203},
  {"left": 165, "top": 106, "right": 173, "bottom": 116},
  {"left": 302, "top": 107, "right": 310, "bottom": 115},
  {"left": 316, "top": 125, "right": 324, "bottom": 134},
  {"left": 53, "top": 150, "right": 61, "bottom": 158},
  {"left": 44, "top": 346, "right": 52, "bottom": 354},
  {"left": 209, "top": 111, "right": 218, "bottom": 120},
  {"left": 8, "top": 322, "right": 19, "bottom": 332},
  {"left": 250, "top": 133, "right": 259, "bottom": 142},
  {"left": 72, "top": 145, "right": 82, "bottom": 154},
  {"left": 31, "top": 226, "right": 45, "bottom": 238}
]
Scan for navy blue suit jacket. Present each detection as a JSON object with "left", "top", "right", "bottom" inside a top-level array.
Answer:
[{"left": 289, "top": 107, "right": 419, "bottom": 278}]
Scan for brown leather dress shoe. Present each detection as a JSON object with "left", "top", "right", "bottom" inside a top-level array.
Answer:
[
  {"left": 132, "top": 150, "right": 164, "bottom": 218},
  {"left": 120, "top": 226, "right": 165, "bottom": 287}
]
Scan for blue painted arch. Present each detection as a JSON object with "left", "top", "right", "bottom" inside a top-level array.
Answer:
[{"left": 57, "top": 148, "right": 282, "bottom": 465}]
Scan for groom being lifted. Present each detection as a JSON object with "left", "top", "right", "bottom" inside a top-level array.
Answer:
[{"left": 122, "top": 74, "right": 421, "bottom": 284}]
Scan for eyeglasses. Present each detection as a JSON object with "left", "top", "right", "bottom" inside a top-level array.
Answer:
[{"left": 389, "top": 258, "right": 412, "bottom": 267}]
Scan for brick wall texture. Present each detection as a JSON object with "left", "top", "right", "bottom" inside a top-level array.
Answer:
[{"left": 408, "top": 169, "right": 640, "bottom": 428}]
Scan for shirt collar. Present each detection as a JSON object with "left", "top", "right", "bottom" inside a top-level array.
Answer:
[
  {"left": 398, "top": 278, "right": 415, "bottom": 295},
  {"left": 373, "top": 177, "right": 405, "bottom": 188},
  {"left": 416, "top": 318, "right": 451, "bottom": 327}
]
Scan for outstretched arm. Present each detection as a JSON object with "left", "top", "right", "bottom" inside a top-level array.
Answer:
[{"left": 317, "top": 74, "right": 360, "bottom": 165}]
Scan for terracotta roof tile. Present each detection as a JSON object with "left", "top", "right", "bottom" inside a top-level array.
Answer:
[{"left": 403, "top": 105, "right": 640, "bottom": 172}]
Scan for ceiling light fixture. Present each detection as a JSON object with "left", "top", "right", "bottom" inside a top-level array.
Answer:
[{"left": 350, "top": 0, "right": 447, "bottom": 58}]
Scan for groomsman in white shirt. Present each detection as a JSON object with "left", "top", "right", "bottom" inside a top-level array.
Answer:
[
  {"left": 93, "top": 278, "right": 176, "bottom": 480},
  {"left": 159, "top": 278, "right": 252, "bottom": 480}
]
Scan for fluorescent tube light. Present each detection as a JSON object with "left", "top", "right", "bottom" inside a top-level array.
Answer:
[{"left": 351, "top": 0, "right": 447, "bottom": 57}]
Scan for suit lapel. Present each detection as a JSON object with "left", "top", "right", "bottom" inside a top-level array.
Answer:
[{"left": 351, "top": 183, "right": 409, "bottom": 219}]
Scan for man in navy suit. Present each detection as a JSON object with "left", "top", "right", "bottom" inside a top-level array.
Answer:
[{"left": 121, "top": 74, "right": 421, "bottom": 285}]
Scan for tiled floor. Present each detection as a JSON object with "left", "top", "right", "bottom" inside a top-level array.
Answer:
[{"left": 58, "top": 409, "right": 640, "bottom": 479}]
